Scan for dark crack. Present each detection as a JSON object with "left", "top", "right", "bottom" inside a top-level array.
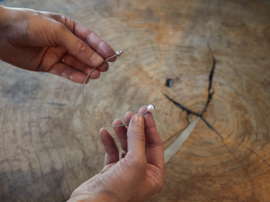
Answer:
[
  {"left": 163, "top": 46, "right": 270, "bottom": 169},
  {"left": 163, "top": 47, "right": 238, "bottom": 160},
  {"left": 163, "top": 93, "right": 200, "bottom": 117},
  {"left": 163, "top": 47, "right": 218, "bottom": 134},
  {"left": 201, "top": 47, "right": 216, "bottom": 115}
]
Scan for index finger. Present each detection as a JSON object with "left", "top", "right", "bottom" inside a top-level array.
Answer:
[
  {"left": 73, "top": 24, "right": 116, "bottom": 62},
  {"left": 48, "top": 14, "right": 116, "bottom": 62}
]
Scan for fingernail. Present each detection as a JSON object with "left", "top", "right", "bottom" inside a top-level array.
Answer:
[
  {"left": 99, "top": 41, "right": 111, "bottom": 55},
  {"left": 125, "top": 111, "right": 133, "bottom": 117},
  {"left": 132, "top": 114, "right": 144, "bottom": 126},
  {"left": 90, "top": 52, "right": 104, "bottom": 66},
  {"left": 99, "top": 128, "right": 105, "bottom": 133},
  {"left": 113, "top": 119, "right": 121, "bottom": 125}
]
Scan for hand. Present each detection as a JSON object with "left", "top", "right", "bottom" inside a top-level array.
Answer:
[
  {"left": 0, "top": 6, "right": 116, "bottom": 83},
  {"left": 68, "top": 106, "right": 164, "bottom": 202}
]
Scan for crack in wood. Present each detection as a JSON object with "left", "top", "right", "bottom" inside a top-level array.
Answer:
[
  {"left": 163, "top": 47, "right": 239, "bottom": 161},
  {"left": 163, "top": 47, "right": 270, "bottom": 170}
]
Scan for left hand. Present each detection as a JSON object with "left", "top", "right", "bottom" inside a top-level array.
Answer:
[{"left": 0, "top": 6, "right": 116, "bottom": 83}]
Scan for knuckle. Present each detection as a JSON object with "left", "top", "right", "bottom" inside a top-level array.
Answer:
[
  {"left": 47, "top": 13, "right": 66, "bottom": 23},
  {"left": 130, "top": 129, "right": 145, "bottom": 142},
  {"left": 64, "top": 16, "right": 76, "bottom": 30},
  {"left": 61, "top": 15, "right": 67, "bottom": 21},
  {"left": 52, "top": 24, "right": 67, "bottom": 44},
  {"left": 58, "top": 14, "right": 67, "bottom": 24},
  {"left": 76, "top": 40, "right": 88, "bottom": 53}
]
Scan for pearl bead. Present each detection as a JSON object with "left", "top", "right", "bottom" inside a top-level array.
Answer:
[
  {"left": 116, "top": 50, "right": 123, "bottom": 56},
  {"left": 147, "top": 104, "right": 155, "bottom": 113}
]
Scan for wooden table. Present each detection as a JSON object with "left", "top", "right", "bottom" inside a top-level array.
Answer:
[{"left": 0, "top": 0, "right": 270, "bottom": 201}]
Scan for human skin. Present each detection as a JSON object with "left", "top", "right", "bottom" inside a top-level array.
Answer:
[
  {"left": 0, "top": 6, "right": 164, "bottom": 202},
  {"left": 68, "top": 106, "right": 164, "bottom": 202},
  {"left": 0, "top": 6, "right": 116, "bottom": 83}
]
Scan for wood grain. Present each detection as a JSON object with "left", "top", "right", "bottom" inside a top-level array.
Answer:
[{"left": 0, "top": 0, "right": 270, "bottom": 201}]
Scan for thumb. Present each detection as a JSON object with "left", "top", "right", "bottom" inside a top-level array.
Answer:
[
  {"left": 127, "top": 114, "right": 146, "bottom": 161},
  {"left": 55, "top": 25, "right": 104, "bottom": 67}
]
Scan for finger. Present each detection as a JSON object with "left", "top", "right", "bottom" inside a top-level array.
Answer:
[
  {"left": 97, "top": 61, "right": 109, "bottom": 72},
  {"left": 138, "top": 106, "right": 164, "bottom": 170},
  {"left": 48, "top": 62, "right": 97, "bottom": 83},
  {"left": 126, "top": 114, "right": 147, "bottom": 164},
  {"left": 63, "top": 54, "right": 108, "bottom": 77},
  {"left": 124, "top": 111, "right": 134, "bottom": 126},
  {"left": 63, "top": 54, "right": 109, "bottom": 73},
  {"left": 138, "top": 106, "right": 160, "bottom": 145},
  {"left": 49, "top": 14, "right": 116, "bottom": 62},
  {"left": 113, "top": 119, "right": 128, "bottom": 155},
  {"left": 99, "top": 128, "right": 119, "bottom": 165},
  {"left": 74, "top": 24, "right": 116, "bottom": 62},
  {"left": 55, "top": 24, "right": 104, "bottom": 68}
]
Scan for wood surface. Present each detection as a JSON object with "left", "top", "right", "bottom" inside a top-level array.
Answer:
[{"left": 0, "top": 0, "right": 270, "bottom": 201}]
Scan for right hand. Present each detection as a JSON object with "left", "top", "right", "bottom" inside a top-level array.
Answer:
[{"left": 68, "top": 106, "right": 164, "bottom": 202}]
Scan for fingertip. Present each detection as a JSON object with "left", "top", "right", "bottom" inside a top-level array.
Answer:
[
  {"left": 100, "top": 127, "right": 106, "bottom": 132},
  {"left": 98, "top": 41, "right": 116, "bottom": 62},
  {"left": 124, "top": 111, "right": 134, "bottom": 124},
  {"left": 87, "top": 33, "right": 116, "bottom": 61},
  {"left": 125, "top": 111, "right": 134, "bottom": 117},
  {"left": 98, "top": 62, "right": 109, "bottom": 72},
  {"left": 89, "top": 69, "right": 100, "bottom": 79},
  {"left": 99, "top": 128, "right": 107, "bottom": 135},
  {"left": 85, "top": 76, "right": 90, "bottom": 84},
  {"left": 89, "top": 52, "right": 104, "bottom": 67},
  {"left": 113, "top": 119, "right": 123, "bottom": 126},
  {"left": 82, "top": 69, "right": 98, "bottom": 84},
  {"left": 99, "top": 128, "right": 113, "bottom": 145},
  {"left": 138, "top": 106, "right": 148, "bottom": 114},
  {"left": 69, "top": 72, "right": 86, "bottom": 84},
  {"left": 98, "top": 127, "right": 119, "bottom": 165}
]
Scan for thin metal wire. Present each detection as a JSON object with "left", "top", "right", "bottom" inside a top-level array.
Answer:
[{"left": 81, "top": 51, "right": 150, "bottom": 127}]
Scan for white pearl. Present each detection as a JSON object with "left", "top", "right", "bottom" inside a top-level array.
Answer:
[
  {"left": 116, "top": 50, "right": 123, "bottom": 56},
  {"left": 147, "top": 104, "right": 155, "bottom": 113}
]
